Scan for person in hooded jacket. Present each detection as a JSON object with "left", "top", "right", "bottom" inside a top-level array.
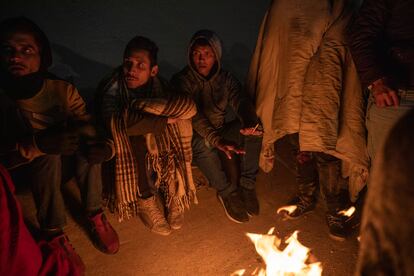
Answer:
[
  {"left": 0, "top": 17, "right": 120, "bottom": 267},
  {"left": 171, "top": 30, "right": 262, "bottom": 223}
]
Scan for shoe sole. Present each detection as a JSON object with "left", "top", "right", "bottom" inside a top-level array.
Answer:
[
  {"left": 217, "top": 195, "right": 248, "bottom": 224},
  {"left": 151, "top": 229, "right": 172, "bottom": 236},
  {"left": 329, "top": 233, "right": 346, "bottom": 242},
  {"left": 282, "top": 209, "right": 314, "bottom": 220}
]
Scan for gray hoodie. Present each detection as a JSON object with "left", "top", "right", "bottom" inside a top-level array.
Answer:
[{"left": 171, "top": 30, "right": 258, "bottom": 146}]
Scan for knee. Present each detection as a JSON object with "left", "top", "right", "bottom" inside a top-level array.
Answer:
[{"left": 296, "top": 151, "right": 313, "bottom": 165}]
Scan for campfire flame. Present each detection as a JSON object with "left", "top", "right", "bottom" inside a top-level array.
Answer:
[
  {"left": 276, "top": 205, "right": 297, "bottom": 215},
  {"left": 337, "top": 206, "right": 356, "bottom": 217},
  {"left": 238, "top": 227, "right": 322, "bottom": 276}
]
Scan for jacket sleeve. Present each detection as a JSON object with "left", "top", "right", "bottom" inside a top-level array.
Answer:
[
  {"left": 171, "top": 74, "right": 222, "bottom": 146},
  {"left": 348, "top": 0, "right": 390, "bottom": 89},
  {"left": 227, "top": 73, "right": 259, "bottom": 128}
]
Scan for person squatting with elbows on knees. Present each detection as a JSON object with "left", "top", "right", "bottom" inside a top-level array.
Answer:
[
  {"left": 96, "top": 36, "right": 197, "bottom": 236},
  {"left": 0, "top": 17, "right": 120, "bottom": 270},
  {"left": 171, "top": 30, "right": 263, "bottom": 224},
  {"left": 246, "top": 0, "right": 369, "bottom": 241}
]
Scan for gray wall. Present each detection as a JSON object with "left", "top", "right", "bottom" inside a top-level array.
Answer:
[{"left": 1, "top": 0, "right": 270, "bottom": 99}]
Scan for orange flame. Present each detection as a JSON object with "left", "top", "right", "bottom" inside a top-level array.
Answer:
[
  {"left": 236, "top": 227, "right": 322, "bottom": 275},
  {"left": 276, "top": 205, "right": 297, "bottom": 215},
  {"left": 337, "top": 206, "right": 356, "bottom": 217}
]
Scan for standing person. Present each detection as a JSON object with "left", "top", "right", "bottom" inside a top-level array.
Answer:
[
  {"left": 171, "top": 30, "right": 263, "bottom": 224},
  {"left": 348, "top": 0, "right": 414, "bottom": 164},
  {"left": 0, "top": 16, "right": 120, "bottom": 266},
  {"left": 97, "top": 36, "right": 197, "bottom": 236},
  {"left": 246, "top": 0, "right": 368, "bottom": 240}
]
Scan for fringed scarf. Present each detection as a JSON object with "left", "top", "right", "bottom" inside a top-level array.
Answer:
[{"left": 101, "top": 69, "right": 197, "bottom": 221}]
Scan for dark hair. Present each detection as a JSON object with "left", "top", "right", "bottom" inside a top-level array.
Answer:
[
  {"left": 123, "top": 36, "right": 158, "bottom": 66},
  {"left": 0, "top": 17, "right": 52, "bottom": 70},
  {"left": 192, "top": 38, "right": 210, "bottom": 48}
]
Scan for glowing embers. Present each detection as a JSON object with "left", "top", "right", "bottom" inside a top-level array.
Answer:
[
  {"left": 233, "top": 227, "right": 322, "bottom": 276},
  {"left": 276, "top": 205, "right": 298, "bottom": 216},
  {"left": 337, "top": 206, "right": 356, "bottom": 218}
]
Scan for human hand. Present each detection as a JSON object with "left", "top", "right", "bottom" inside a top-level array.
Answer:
[
  {"left": 216, "top": 139, "right": 245, "bottom": 159},
  {"left": 34, "top": 125, "right": 80, "bottom": 155},
  {"left": 371, "top": 79, "right": 399, "bottom": 107}
]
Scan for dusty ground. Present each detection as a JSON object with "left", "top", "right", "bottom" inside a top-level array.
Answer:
[{"left": 17, "top": 138, "right": 360, "bottom": 276}]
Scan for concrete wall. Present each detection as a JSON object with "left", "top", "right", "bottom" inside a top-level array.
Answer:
[{"left": 1, "top": 0, "right": 270, "bottom": 99}]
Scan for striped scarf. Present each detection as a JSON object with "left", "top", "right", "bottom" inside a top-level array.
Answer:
[{"left": 101, "top": 70, "right": 197, "bottom": 221}]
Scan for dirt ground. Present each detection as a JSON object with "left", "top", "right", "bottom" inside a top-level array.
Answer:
[{"left": 17, "top": 138, "right": 360, "bottom": 276}]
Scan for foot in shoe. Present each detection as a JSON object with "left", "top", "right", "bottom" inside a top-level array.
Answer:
[
  {"left": 326, "top": 213, "right": 350, "bottom": 241},
  {"left": 281, "top": 196, "right": 316, "bottom": 220},
  {"left": 240, "top": 187, "right": 260, "bottom": 216},
  {"left": 168, "top": 199, "right": 184, "bottom": 230},
  {"left": 137, "top": 195, "right": 172, "bottom": 236},
  {"left": 218, "top": 191, "right": 249, "bottom": 223},
  {"left": 88, "top": 211, "right": 120, "bottom": 254}
]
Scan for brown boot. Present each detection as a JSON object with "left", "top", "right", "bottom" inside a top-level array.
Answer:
[
  {"left": 167, "top": 199, "right": 184, "bottom": 230},
  {"left": 137, "top": 196, "right": 171, "bottom": 236}
]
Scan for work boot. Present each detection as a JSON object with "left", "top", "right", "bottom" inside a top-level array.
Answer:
[
  {"left": 167, "top": 199, "right": 184, "bottom": 230},
  {"left": 282, "top": 196, "right": 316, "bottom": 220},
  {"left": 240, "top": 187, "right": 260, "bottom": 216},
  {"left": 218, "top": 191, "right": 249, "bottom": 223},
  {"left": 326, "top": 213, "right": 350, "bottom": 241},
  {"left": 88, "top": 211, "right": 120, "bottom": 254},
  {"left": 137, "top": 195, "right": 171, "bottom": 236}
]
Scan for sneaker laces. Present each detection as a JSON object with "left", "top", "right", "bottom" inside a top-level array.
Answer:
[
  {"left": 327, "top": 214, "right": 344, "bottom": 228},
  {"left": 140, "top": 197, "right": 167, "bottom": 225}
]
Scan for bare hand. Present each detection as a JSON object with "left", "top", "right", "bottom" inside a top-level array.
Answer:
[
  {"left": 216, "top": 139, "right": 245, "bottom": 159},
  {"left": 371, "top": 79, "right": 399, "bottom": 107}
]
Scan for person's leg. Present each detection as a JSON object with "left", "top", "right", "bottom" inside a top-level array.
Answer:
[
  {"left": 192, "top": 133, "right": 248, "bottom": 223},
  {"left": 192, "top": 133, "right": 236, "bottom": 197},
  {"left": 76, "top": 153, "right": 119, "bottom": 254},
  {"left": 282, "top": 133, "right": 318, "bottom": 219},
  {"left": 130, "top": 136, "right": 171, "bottom": 236},
  {"left": 366, "top": 97, "right": 414, "bottom": 164},
  {"left": 315, "top": 152, "right": 349, "bottom": 241},
  {"left": 221, "top": 120, "right": 262, "bottom": 215},
  {"left": 27, "top": 155, "right": 66, "bottom": 232}
]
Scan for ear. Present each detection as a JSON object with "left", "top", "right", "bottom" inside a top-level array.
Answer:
[{"left": 150, "top": 65, "right": 159, "bottom": 77}]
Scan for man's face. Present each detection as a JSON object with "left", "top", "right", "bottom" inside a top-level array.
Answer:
[
  {"left": 191, "top": 44, "right": 216, "bottom": 77},
  {"left": 122, "top": 49, "right": 158, "bottom": 89},
  {"left": 0, "top": 32, "right": 41, "bottom": 77}
]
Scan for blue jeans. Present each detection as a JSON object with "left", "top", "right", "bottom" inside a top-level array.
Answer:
[
  {"left": 10, "top": 153, "right": 102, "bottom": 230},
  {"left": 192, "top": 120, "right": 262, "bottom": 196},
  {"left": 366, "top": 90, "right": 414, "bottom": 164}
]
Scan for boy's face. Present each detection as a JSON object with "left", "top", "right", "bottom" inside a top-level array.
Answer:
[
  {"left": 191, "top": 44, "right": 216, "bottom": 77},
  {"left": 0, "top": 32, "right": 41, "bottom": 77},
  {"left": 122, "top": 49, "right": 158, "bottom": 89}
]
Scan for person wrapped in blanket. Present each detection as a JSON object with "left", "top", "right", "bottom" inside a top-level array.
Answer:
[
  {"left": 0, "top": 17, "right": 120, "bottom": 273},
  {"left": 96, "top": 36, "right": 197, "bottom": 236}
]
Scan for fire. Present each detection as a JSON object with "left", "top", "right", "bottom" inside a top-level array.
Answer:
[
  {"left": 237, "top": 227, "right": 322, "bottom": 276},
  {"left": 337, "top": 206, "right": 356, "bottom": 217},
  {"left": 276, "top": 205, "right": 297, "bottom": 215}
]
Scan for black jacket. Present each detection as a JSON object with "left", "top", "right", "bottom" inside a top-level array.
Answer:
[{"left": 348, "top": 0, "right": 414, "bottom": 90}]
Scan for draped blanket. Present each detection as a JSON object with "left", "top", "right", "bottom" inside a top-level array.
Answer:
[
  {"left": 246, "top": 0, "right": 368, "bottom": 201},
  {"left": 100, "top": 71, "right": 197, "bottom": 220}
]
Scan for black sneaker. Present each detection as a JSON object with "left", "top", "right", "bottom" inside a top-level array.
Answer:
[
  {"left": 218, "top": 192, "right": 249, "bottom": 223},
  {"left": 326, "top": 213, "right": 349, "bottom": 241},
  {"left": 282, "top": 196, "right": 316, "bottom": 220},
  {"left": 240, "top": 187, "right": 260, "bottom": 216}
]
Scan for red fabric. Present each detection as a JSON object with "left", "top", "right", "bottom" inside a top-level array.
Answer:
[
  {"left": 0, "top": 164, "right": 42, "bottom": 276},
  {"left": 0, "top": 164, "right": 84, "bottom": 276}
]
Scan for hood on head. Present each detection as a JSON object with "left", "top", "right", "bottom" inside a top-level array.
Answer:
[{"left": 187, "top": 29, "right": 222, "bottom": 79}]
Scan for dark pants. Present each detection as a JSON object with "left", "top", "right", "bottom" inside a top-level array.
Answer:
[
  {"left": 10, "top": 153, "right": 102, "bottom": 230},
  {"left": 192, "top": 120, "right": 262, "bottom": 196},
  {"left": 287, "top": 133, "right": 346, "bottom": 213}
]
